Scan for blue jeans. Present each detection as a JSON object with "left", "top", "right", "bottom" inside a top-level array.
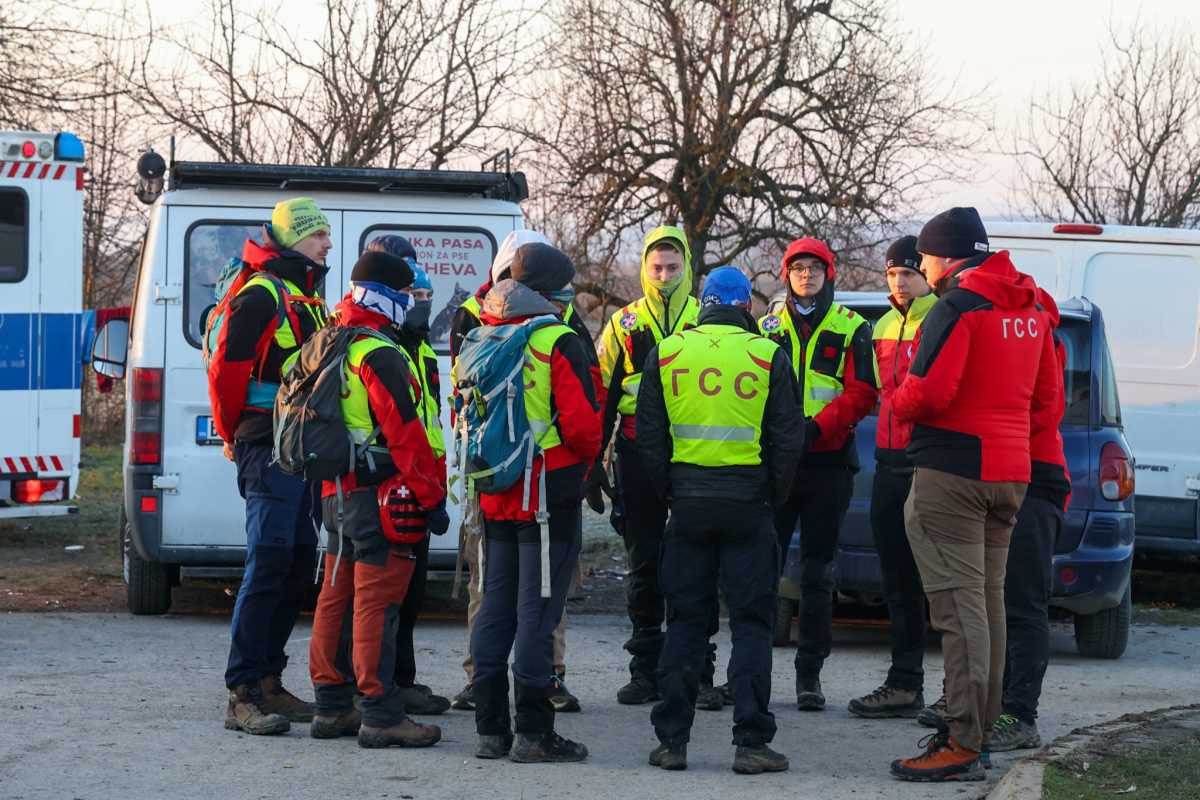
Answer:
[{"left": 225, "top": 441, "right": 319, "bottom": 689}]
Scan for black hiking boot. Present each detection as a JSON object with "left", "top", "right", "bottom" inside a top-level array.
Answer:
[
  {"left": 510, "top": 731, "right": 589, "bottom": 763},
  {"left": 649, "top": 742, "right": 688, "bottom": 770},
  {"left": 796, "top": 676, "right": 825, "bottom": 711},
  {"left": 617, "top": 675, "right": 659, "bottom": 705},
  {"left": 475, "top": 733, "right": 515, "bottom": 759},
  {"left": 733, "top": 745, "right": 790, "bottom": 774}
]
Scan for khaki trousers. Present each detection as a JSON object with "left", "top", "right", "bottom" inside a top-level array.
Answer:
[
  {"left": 460, "top": 497, "right": 569, "bottom": 680},
  {"left": 904, "top": 467, "right": 1026, "bottom": 752}
]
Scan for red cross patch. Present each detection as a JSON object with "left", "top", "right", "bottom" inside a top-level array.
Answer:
[{"left": 823, "top": 345, "right": 838, "bottom": 359}]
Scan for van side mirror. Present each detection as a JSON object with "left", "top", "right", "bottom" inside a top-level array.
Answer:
[{"left": 92, "top": 318, "right": 130, "bottom": 379}]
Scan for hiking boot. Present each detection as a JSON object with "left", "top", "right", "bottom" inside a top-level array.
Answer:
[
  {"left": 890, "top": 731, "right": 985, "bottom": 782},
  {"left": 848, "top": 685, "right": 925, "bottom": 719},
  {"left": 310, "top": 707, "right": 361, "bottom": 739},
  {"left": 980, "top": 746, "right": 992, "bottom": 770},
  {"left": 258, "top": 675, "right": 314, "bottom": 723},
  {"left": 716, "top": 682, "right": 734, "bottom": 707},
  {"left": 617, "top": 675, "right": 659, "bottom": 705},
  {"left": 696, "top": 683, "right": 724, "bottom": 712},
  {"left": 451, "top": 682, "right": 476, "bottom": 711},
  {"left": 917, "top": 694, "right": 948, "bottom": 729},
  {"left": 509, "top": 731, "right": 589, "bottom": 763},
  {"left": 795, "top": 676, "right": 825, "bottom": 711},
  {"left": 649, "top": 742, "right": 688, "bottom": 770},
  {"left": 398, "top": 685, "right": 451, "bottom": 716},
  {"left": 989, "top": 714, "right": 1042, "bottom": 752},
  {"left": 549, "top": 675, "right": 581, "bottom": 713},
  {"left": 224, "top": 684, "right": 290, "bottom": 735},
  {"left": 357, "top": 719, "right": 442, "bottom": 749},
  {"left": 733, "top": 745, "right": 790, "bottom": 774},
  {"left": 475, "top": 733, "right": 514, "bottom": 759}
]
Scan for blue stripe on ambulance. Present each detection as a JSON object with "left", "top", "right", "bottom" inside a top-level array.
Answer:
[{"left": 0, "top": 313, "right": 85, "bottom": 390}]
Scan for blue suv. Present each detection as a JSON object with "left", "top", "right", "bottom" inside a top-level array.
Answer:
[{"left": 779, "top": 293, "right": 1135, "bottom": 659}]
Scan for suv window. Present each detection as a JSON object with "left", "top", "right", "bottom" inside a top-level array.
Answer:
[
  {"left": 1058, "top": 318, "right": 1091, "bottom": 426},
  {"left": 184, "top": 221, "right": 264, "bottom": 347},
  {"left": 0, "top": 188, "right": 29, "bottom": 283},
  {"left": 1099, "top": 339, "right": 1122, "bottom": 427}
]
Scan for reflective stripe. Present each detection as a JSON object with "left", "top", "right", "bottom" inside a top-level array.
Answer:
[
  {"left": 670, "top": 424, "right": 757, "bottom": 442},
  {"left": 529, "top": 419, "right": 553, "bottom": 437},
  {"left": 809, "top": 387, "right": 841, "bottom": 402}
]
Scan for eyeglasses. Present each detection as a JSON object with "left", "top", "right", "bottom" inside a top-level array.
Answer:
[{"left": 787, "top": 263, "right": 823, "bottom": 276}]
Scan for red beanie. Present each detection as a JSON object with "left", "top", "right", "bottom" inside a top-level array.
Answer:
[{"left": 781, "top": 238, "right": 836, "bottom": 282}]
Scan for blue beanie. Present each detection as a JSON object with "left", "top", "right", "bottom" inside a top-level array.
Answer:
[
  {"left": 701, "top": 266, "right": 751, "bottom": 308},
  {"left": 410, "top": 265, "right": 432, "bottom": 293}
]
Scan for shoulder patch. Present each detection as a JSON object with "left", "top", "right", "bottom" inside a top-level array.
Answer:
[
  {"left": 761, "top": 315, "right": 782, "bottom": 332},
  {"left": 620, "top": 311, "right": 638, "bottom": 331}
]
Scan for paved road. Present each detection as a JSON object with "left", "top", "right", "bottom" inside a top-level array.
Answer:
[{"left": 1, "top": 612, "right": 1197, "bottom": 800}]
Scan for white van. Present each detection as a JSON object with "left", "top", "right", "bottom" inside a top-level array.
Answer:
[
  {"left": 91, "top": 159, "right": 526, "bottom": 613},
  {"left": 0, "top": 130, "right": 87, "bottom": 518},
  {"left": 987, "top": 222, "right": 1200, "bottom": 556}
]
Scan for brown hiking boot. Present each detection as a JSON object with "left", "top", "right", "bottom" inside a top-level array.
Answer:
[
  {"left": 259, "top": 675, "right": 314, "bottom": 722},
  {"left": 848, "top": 685, "right": 925, "bottom": 719},
  {"left": 225, "top": 684, "right": 290, "bottom": 735},
  {"left": 358, "top": 719, "right": 442, "bottom": 749},
  {"left": 310, "top": 707, "right": 362, "bottom": 739}
]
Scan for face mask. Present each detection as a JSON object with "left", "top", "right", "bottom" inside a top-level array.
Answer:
[
  {"left": 545, "top": 287, "right": 576, "bottom": 308},
  {"left": 647, "top": 273, "right": 685, "bottom": 296},
  {"left": 350, "top": 281, "right": 411, "bottom": 329},
  {"left": 402, "top": 299, "right": 433, "bottom": 336}
]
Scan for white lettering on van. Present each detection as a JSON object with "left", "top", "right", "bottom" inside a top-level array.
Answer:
[{"left": 1001, "top": 317, "right": 1039, "bottom": 339}]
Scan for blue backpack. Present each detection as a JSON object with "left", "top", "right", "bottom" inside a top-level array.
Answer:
[{"left": 453, "top": 315, "right": 561, "bottom": 510}]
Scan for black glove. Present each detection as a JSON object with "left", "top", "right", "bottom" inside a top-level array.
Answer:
[
  {"left": 584, "top": 462, "right": 607, "bottom": 514},
  {"left": 426, "top": 501, "right": 450, "bottom": 536},
  {"left": 803, "top": 419, "right": 822, "bottom": 455}
]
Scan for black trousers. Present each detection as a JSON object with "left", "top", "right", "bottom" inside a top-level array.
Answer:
[
  {"left": 870, "top": 464, "right": 927, "bottom": 691},
  {"left": 393, "top": 535, "right": 429, "bottom": 688},
  {"left": 653, "top": 499, "right": 778, "bottom": 747},
  {"left": 471, "top": 505, "right": 582, "bottom": 736},
  {"left": 1001, "top": 495, "right": 1061, "bottom": 724},
  {"left": 774, "top": 465, "right": 854, "bottom": 679}
]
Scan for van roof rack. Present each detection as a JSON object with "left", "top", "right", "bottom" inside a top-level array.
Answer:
[{"left": 167, "top": 161, "right": 528, "bottom": 202}]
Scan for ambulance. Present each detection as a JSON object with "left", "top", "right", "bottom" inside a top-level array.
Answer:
[
  {"left": 90, "top": 157, "right": 526, "bottom": 613},
  {"left": 0, "top": 131, "right": 87, "bottom": 518}
]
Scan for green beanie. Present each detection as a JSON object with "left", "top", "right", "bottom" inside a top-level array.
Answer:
[{"left": 270, "top": 197, "right": 329, "bottom": 249}]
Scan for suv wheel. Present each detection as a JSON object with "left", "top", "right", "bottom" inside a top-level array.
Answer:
[
  {"left": 121, "top": 510, "right": 172, "bottom": 615},
  {"left": 1073, "top": 582, "right": 1131, "bottom": 659},
  {"left": 774, "top": 595, "right": 796, "bottom": 646}
]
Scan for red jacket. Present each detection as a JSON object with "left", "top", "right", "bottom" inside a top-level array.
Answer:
[
  {"left": 1029, "top": 288, "right": 1071, "bottom": 509},
  {"left": 872, "top": 292, "right": 938, "bottom": 465},
  {"left": 320, "top": 300, "right": 445, "bottom": 510},
  {"left": 476, "top": 301, "right": 601, "bottom": 523},
  {"left": 892, "top": 251, "right": 1059, "bottom": 483}
]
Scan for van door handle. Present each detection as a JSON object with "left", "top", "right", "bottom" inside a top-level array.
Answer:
[{"left": 152, "top": 474, "right": 180, "bottom": 493}]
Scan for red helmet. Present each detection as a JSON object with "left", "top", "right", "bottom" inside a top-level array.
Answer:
[
  {"left": 378, "top": 480, "right": 428, "bottom": 544},
  {"left": 780, "top": 237, "right": 836, "bottom": 283}
]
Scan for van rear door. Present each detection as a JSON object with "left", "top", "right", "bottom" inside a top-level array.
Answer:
[
  {"left": 0, "top": 181, "right": 40, "bottom": 476},
  {"left": 341, "top": 211, "right": 516, "bottom": 566}
]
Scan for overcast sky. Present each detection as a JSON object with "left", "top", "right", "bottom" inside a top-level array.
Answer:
[{"left": 122, "top": 0, "right": 1200, "bottom": 219}]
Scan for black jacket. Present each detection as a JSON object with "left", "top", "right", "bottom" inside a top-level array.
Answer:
[{"left": 635, "top": 305, "right": 804, "bottom": 508}]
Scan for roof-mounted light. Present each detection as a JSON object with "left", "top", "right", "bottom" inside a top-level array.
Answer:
[{"left": 54, "top": 132, "right": 86, "bottom": 162}]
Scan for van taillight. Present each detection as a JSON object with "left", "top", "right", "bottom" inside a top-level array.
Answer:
[
  {"left": 1099, "top": 442, "right": 1134, "bottom": 501},
  {"left": 1053, "top": 223, "right": 1104, "bottom": 235},
  {"left": 131, "top": 368, "right": 163, "bottom": 466}
]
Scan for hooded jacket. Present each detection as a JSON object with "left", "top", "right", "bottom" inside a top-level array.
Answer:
[
  {"left": 207, "top": 228, "right": 329, "bottom": 444},
  {"left": 1030, "top": 287, "right": 1071, "bottom": 509},
  {"left": 473, "top": 280, "right": 602, "bottom": 524},
  {"left": 892, "top": 251, "right": 1060, "bottom": 483},
  {"left": 636, "top": 304, "right": 805, "bottom": 506},
  {"left": 598, "top": 226, "right": 700, "bottom": 443},
  {"left": 873, "top": 292, "right": 939, "bottom": 465},
  {"left": 321, "top": 297, "right": 445, "bottom": 510}
]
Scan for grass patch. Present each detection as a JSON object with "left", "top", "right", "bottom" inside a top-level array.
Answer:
[
  {"left": 1044, "top": 738, "right": 1200, "bottom": 800},
  {"left": 1134, "top": 602, "right": 1200, "bottom": 628}
]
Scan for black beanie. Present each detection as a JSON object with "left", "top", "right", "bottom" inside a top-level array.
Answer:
[
  {"left": 916, "top": 207, "right": 989, "bottom": 259},
  {"left": 350, "top": 250, "right": 414, "bottom": 291},
  {"left": 885, "top": 235, "right": 921, "bottom": 273},
  {"left": 509, "top": 243, "right": 575, "bottom": 293}
]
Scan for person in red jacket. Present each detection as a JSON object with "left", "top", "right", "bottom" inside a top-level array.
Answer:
[
  {"left": 207, "top": 198, "right": 331, "bottom": 735},
  {"left": 758, "top": 237, "right": 878, "bottom": 711},
  {"left": 466, "top": 243, "right": 601, "bottom": 764},
  {"left": 848, "top": 235, "right": 938, "bottom": 719},
  {"left": 888, "top": 207, "right": 1059, "bottom": 783},
  {"left": 988, "top": 287, "right": 1071, "bottom": 754},
  {"left": 307, "top": 250, "right": 448, "bottom": 749}
]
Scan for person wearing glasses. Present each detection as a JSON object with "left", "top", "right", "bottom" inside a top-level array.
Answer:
[{"left": 758, "top": 237, "right": 878, "bottom": 712}]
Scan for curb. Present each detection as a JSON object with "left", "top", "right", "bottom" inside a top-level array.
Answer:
[{"left": 987, "top": 705, "right": 1200, "bottom": 799}]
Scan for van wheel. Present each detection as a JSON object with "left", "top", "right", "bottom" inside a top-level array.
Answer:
[
  {"left": 1073, "top": 583, "right": 1131, "bottom": 659},
  {"left": 121, "top": 511, "right": 172, "bottom": 615},
  {"left": 774, "top": 595, "right": 796, "bottom": 646}
]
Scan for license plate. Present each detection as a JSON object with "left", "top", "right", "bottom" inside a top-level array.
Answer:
[{"left": 195, "top": 416, "right": 221, "bottom": 445}]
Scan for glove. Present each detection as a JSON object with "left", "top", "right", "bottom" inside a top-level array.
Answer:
[
  {"left": 803, "top": 419, "right": 822, "bottom": 455},
  {"left": 583, "top": 462, "right": 606, "bottom": 514},
  {"left": 426, "top": 501, "right": 450, "bottom": 536}
]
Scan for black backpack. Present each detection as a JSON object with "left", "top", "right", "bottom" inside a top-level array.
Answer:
[{"left": 273, "top": 325, "right": 393, "bottom": 481}]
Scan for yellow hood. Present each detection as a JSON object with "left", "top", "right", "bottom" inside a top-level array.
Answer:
[{"left": 639, "top": 225, "right": 693, "bottom": 334}]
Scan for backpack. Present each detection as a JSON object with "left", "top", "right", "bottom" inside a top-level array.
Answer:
[
  {"left": 273, "top": 325, "right": 394, "bottom": 482},
  {"left": 453, "top": 315, "right": 561, "bottom": 509}
]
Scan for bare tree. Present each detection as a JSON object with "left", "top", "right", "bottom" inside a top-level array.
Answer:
[
  {"left": 126, "top": 0, "right": 530, "bottom": 169},
  {"left": 1015, "top": 20, "right": 1200, "bottom": 227},
  {"left": 519, "top": 0, "right": 972, "bottom": 308}
]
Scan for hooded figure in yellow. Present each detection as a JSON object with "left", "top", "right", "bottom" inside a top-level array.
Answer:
[{"left": 595, "top": 225, "right": 719, "bottom": 707}]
